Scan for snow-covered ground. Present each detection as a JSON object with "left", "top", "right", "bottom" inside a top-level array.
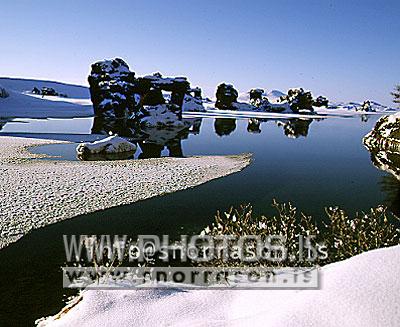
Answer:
[
  {"left": 0, "top": 136, "right": 251, "bottom": 249},
  {"left": 37, "top": 245, "right": 400, "bottom": 326},
  {"left": 0, "top": 78, "right": 93, "bottom": 118}
]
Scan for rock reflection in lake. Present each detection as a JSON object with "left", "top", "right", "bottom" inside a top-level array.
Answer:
[
  {"left": 379, "top": 175, "right": 400, "bottom": 215},
  {"left": 91, "top": 116, "right": 202, "bottom": 159},
  {"left": 364, "top": 142, "right": 400, "bottom": 215},
  {"left": 368, "top": 150, "right": 400, "bottom": 181},
  {"left": 214, "top": 118, "right": 237, "bottom": 137},
  {"left": 90, "top": 116, "right": 317, "bottom": 160},
  {"left": 278, "top": 118, "right": 313, "bottom": 138},
  {"left": 245, "top": 118, "right": 314, "bottom": 138},
  {"left": 247, "top": 119, "right": 261, "bottom": 134}
]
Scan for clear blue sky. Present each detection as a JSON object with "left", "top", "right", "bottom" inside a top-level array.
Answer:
[{"left": 1, "top": 0, "right": 399, "bottom": 105}]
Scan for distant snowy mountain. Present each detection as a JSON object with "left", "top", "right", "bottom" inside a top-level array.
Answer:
[
  {"left": 237, "top": 92, "right": 250, "bottom": 103},
  {"left": 237, "top": 89, "right": 286, "bottom": 103},
  {"left": 266, "top": 90, "right": 286, "bottom": 103}
]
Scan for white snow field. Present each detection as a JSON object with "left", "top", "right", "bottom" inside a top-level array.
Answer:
[
  {"left": 0, "top": 77, "right": 93, "bottom": 118},
  {"left": 38, "top": 245, "right": 400, "bottom": 326}
]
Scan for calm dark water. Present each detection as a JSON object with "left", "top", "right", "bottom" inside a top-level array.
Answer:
[{"left": 1, "top": 114, "right": 399, "bottom": 326}]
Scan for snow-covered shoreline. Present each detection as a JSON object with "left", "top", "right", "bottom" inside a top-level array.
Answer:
[
  {"left": 37, "top": 245, "right": 400, "bottom": 326},
  {"left": 0, "top": 135, "right": 251, "bottom": 250},
  {"left": 1, "top": 77, "right": 396, "bottom": 121}
]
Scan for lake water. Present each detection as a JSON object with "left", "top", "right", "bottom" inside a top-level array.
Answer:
[{"left": 1, "top": 114, "right": 399, "bottom": 325}]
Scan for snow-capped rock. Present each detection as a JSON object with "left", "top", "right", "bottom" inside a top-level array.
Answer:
[
  {"left": 88, "top": 58, "right": 139, "bottom": 119},
  {"left": 313, "top": 95, "right": 329, "bottom": 107},
  {"left": 137, "top": 73, "right": 190, "bottom": 107},
  {"left": 215, "top": 83, "right": 239, "bottom": 109},
  {"left": 140, "top": 104, "right": 189, "bottom": 128},
  {"left": 88, "top": 58, "right": 201, "bottom": 125},
  {"left": 363, "top": 112, "right": 400, "bottom": 150},
  {"left": 281, "top": 88, "right": 314, "bottom": 113},
  {"left": 182, "top": 94, "right": 205, "bottom": 112},
  {"left": 249, "top": 88, "right": 265, "bottom": 106},
  {"left": 76, "top": 135, "right": 137, "bottom": 160},
  {"left": 355, "top": 100, "right": 375, "bottom": 112}
]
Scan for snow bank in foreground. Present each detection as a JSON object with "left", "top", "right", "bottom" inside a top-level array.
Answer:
[{"left": 38, "top": 245, "right": 400, "bottom": 326}]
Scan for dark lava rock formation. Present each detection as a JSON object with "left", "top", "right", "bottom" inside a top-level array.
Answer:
[{"left": 215, "top": 83, "right": 239, "bottom": 109}]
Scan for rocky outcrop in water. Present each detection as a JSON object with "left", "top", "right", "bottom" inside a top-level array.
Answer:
[
  {"left": 76, "top": 135, "right": 137, "bottom": 161},
  {"left": 31, "top": 86, "right": 67, "bottom": 97},
  {"left": 363, "top": 113, "right": 400, "bottom": 152},
  {"left": 182, "top": 87, "right": 205, "bottom": 112},
  {"left": 88, "top": 58, "right": 203, "bottom": 125},
  {"left": 220, "top": 86, "right": 289, "bottom": 112},
  {"left": 137, "top": 73, "right": 190, "bottom": 107},
  {"left": 280, "top": 88, "right": 314, "bottom": 113},
  {"left": 363, "top": 113, "right": 400, "bottom": 181},
  {"left": 88, "top": 58, "right": 138, "bottom": 119},
  {"left": 313, "top": 96, "right": 329, "bottom": 107},
  {"left": 0, "top": 85, "right": 9, "bottom": 98},
  {"left": 215, "top": 83, "right": 239, "bottom": 109},
  {"left": 249, "top": 89, "right": 264, "bottom": 106},
  {"left": 357, "top": 100, "right": 375, "bottom": 112}
]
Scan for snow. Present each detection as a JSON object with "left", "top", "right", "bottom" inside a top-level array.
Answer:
[
  {"left": 266, "top": 90, "right": 286, "bottom": 103},
  {"left": 140, "top": 105, "right": 189, "bottom": 128},
  {"left": 0, "top": 78, "right": 93, "bottom": 118},
  {"left": 0, "top": 78, "right": 89, "bottom": 98},
  {"left": 182, "top": 94, "right": 205, "bottom": 112},
  {"left": 37, "top": 245, "right": 400, "bottom": 326},
  {"left": 328, "top": 100, "right": 394, "bottom": 112},
  {"left": 237, "top": 91, "right": 250, "bottom": 103},
  {"left": 76, "top": 135, "right": 136, "bottom": 156},
  {"left": 142, "top": 75, "right": 188, "bottom": 85}
]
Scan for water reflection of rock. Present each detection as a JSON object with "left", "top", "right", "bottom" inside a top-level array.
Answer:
[
  {"left": 247, "top": 119, "right": 261, "bottom": 134},
  {"left": 214, "top": 118, "right": 236, "bottom": 136},
  {"left": 283, "top": 119, "right": 312, "bottom": 138},
  {"left": 365, "top": 145, "right": 400, "bottom": 214},
  {"left": 277, "top": 118, "right": 313, "bottom": 138},
  {"left": 379, "top": 174, "right": 400, "bottom": 215},
  {"left": 91, "top": 116, "right": 202, "bottom": 159},
  {"left": 368, "top": 150, "right": 400, "bottom": 181},
  {"left": 363, "top": 114, "right": 400, "bottom": 214}
]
